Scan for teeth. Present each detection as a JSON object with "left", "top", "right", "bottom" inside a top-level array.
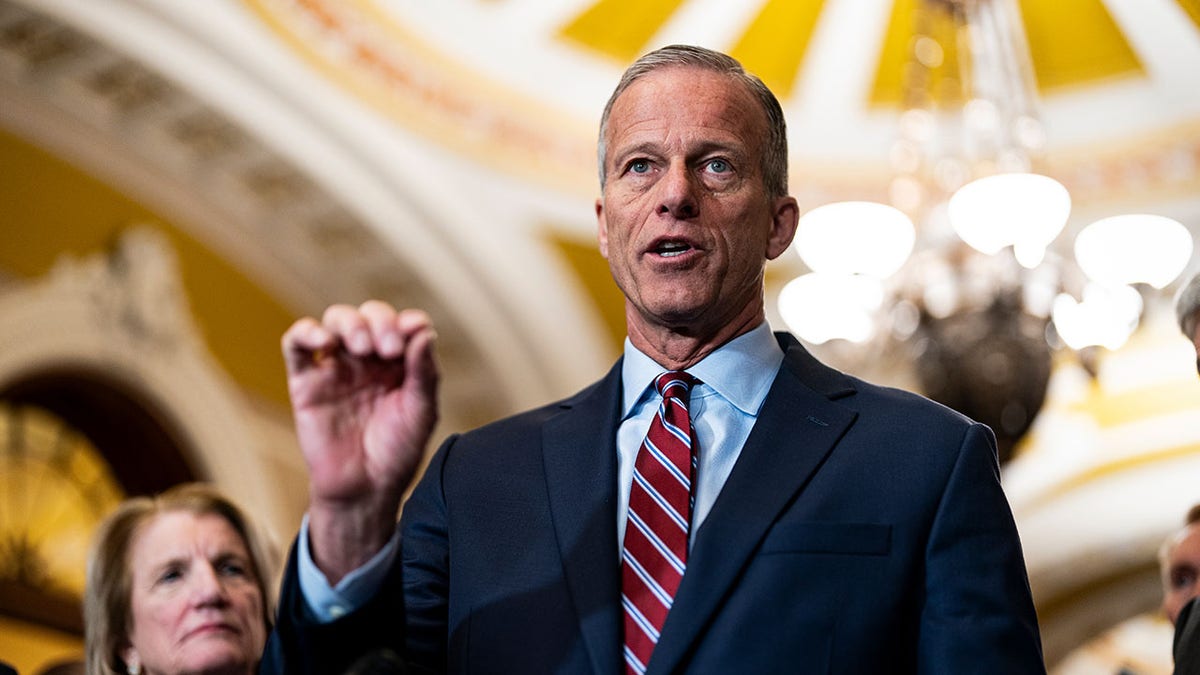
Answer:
[{"left": 656, "top": 241, "right": 690, "bottom": 256}]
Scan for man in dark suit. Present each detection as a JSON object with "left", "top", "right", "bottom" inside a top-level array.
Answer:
[
  {"left": 1177, "top": 598, "right": 1200, "bottom": 675},
  {"left": 1160, "top": 504, "right": 1200, "bottom": 675},
  {"left": 264, "top": 45, "right": 1044, "bottom": 674},
  {"left": 1171, "top": 274, "right": 1200, "bottom": 675}
]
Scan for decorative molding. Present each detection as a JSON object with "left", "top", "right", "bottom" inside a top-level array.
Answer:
[
  {"left": 0, "top": 226, "right": 301, "bottom": 538},
  {"left": 0, "top": 0, "right": 512, "bottom": 432}
]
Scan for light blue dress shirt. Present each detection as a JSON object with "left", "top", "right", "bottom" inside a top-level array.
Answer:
[
  {"left": 299, "top": 322, "right": 784, "bottom": 621},
  {"left": 616, "top": 322, "right": 783, "bottom": 553}
]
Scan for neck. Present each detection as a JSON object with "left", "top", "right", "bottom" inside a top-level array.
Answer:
[{"left": 627, "top": 304, "right": 765, "bottom": 370}]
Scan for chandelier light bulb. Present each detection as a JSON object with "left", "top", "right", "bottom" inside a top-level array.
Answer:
[
  {"left": 1013, "top": 115, "right": 1046, "bottom": 151},
  {"left": 778, "top": 273, "right": 882, "bottom": 345},
  {"left": 795, "top": 201, "right": 915, "bottom": 278},
  {"left": 963, "top": 98, "right": 999, "bottom": 133},
  {"left": 1051, "top": 284, "right": 1142, "bottom": 351},
  {"left": 1073, "top": 214, "right": 1193, "bottom": 289},
  {"left": 947, "top": 173, "right": 1071, "bottom": 259},
  {"left": 1013, "top": 241, "right": 1047, "bottom": 269},
  {"left": 900, "top": 109, "right": 935, "bottom": 143}
]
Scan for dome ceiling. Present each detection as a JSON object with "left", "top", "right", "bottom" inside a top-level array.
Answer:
[
  {"left": 5, "top": 0, "right": 1198, "bottom": 433},
  {"left": 246, "top": 0, "right": 1200, "bottom": 210}
]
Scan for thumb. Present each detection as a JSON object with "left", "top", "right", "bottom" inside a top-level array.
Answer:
[{"left": 404, "top": 327, "right": 439, "bottom": 403}]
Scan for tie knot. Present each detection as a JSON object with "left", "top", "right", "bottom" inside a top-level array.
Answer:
[{"left": 655, "top": 370, "right": 697, "bottom": 399}]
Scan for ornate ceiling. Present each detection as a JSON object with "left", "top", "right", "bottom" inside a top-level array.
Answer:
[
  {"left": 243, "top": 0, "right": 1200, "bottom": 206},
  {"left": 5, "top": 0, "right": 1199, "bottom": 412}
]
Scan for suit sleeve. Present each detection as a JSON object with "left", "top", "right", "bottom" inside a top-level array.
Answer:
[
  {"left": 916, "top": 422, "right": 1046, "bottom": 674},
  {"left": 259, "top": 534, "right": 409, "bottom": 675},
  {"left": 1176, "top": 597, "right": 1200, "bottom": 675},
  {"left": 260, "top": 437, "right": 456, "bottom": 675}
]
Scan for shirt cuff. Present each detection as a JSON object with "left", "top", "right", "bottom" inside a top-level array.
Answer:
[{"left": 297, "top": 513, "right": 401, "bottom": 623}]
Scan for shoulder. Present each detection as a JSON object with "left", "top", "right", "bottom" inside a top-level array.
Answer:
[
  {"left": 1177, "top": 597, "right": 1200, "bottom": 669},
  {"left": 846, "top": 373, "right": 977, "bottom": 429},
  {"left": 444, "top": 359, "right": 622, "bottom": 451},
  {"left": 775, "top": 331, "right": 979, "bottom": 431}
]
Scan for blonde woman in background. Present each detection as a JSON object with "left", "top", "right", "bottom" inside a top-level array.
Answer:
[{"left": 84, "top": 483, "right": 278, "bottom": 675}]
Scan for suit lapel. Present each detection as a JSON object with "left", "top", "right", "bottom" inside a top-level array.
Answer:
[
  {"left": 541, "top": 361, "right": 624, "bottom": 675},
  {"left": 648, "top": 336, "right": 859, "bottom": 674}
]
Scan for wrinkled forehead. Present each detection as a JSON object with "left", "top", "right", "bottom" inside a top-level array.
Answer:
[
  {"left": 1168, "top": 524, "right": 1200, "bottom": 560},
  {"left": 131, "top": 509, "right": 245, "bottom": 558},
  {"left": 605, "top": 66, "right": 768, "bottom": 148}
]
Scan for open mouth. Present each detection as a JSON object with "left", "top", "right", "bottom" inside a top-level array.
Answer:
[{"left": 654, "top": 240, "right": 693, "bottom": 257}]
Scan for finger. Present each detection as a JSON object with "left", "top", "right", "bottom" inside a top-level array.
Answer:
[
  {"left": 282, "top": 317, "right": 335, "bottom": 373},
  {"left": 396, "top": 309, "right": 434, "bottom": 362},
  {"left": 323, "top": 304, "right": 373, "bottom": 356},
  {"left": 395, "top": 308, "right": 434, "bottom": 339},
  {"left": 360, "top": 300, "right": 403, "bottom": 359},
  {"left": 404, "top": 325, "right": 440, "bottom": 400}
]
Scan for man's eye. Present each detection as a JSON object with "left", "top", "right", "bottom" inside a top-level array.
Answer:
[
  {"left": 629, "top": 160, "right": 651, "bottom": 174},
  {"left": 707, "top": 159, "right": 730, "bottom": 173},
  {"left": 1171, "top": 570, "right": 1197, "bottom": 589}
]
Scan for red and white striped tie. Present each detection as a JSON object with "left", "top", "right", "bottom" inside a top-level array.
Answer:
[{"left": 621, "top": 371, "right": 698, "bottom": 675}]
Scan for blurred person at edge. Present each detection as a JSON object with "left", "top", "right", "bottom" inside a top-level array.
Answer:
[
  {"left": 1169, "top": 271, "right": 1200, "bottom": 675},
  {"left": 84, "top": 483, "right": 278, "bottom": 675},
  {"left": 1160, "top": 505, "right": 1200, "bottom": 675}
]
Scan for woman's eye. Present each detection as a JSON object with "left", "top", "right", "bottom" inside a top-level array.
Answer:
[
  {"left": 218, "top": 560, "right": 249, "bottom": 577},
  {"left": 157, "top": 568, "right": 183, "bottom": 584}
]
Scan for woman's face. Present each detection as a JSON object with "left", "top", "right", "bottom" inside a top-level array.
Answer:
[{"left": 121, "top": 511, "right": 266, "bottom": 675}]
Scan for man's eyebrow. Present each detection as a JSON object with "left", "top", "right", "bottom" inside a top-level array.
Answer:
[
  {"left": 611, "top": 142, "right": 661, "bottom": 161},
  {"left": 612, "top": 140, "right": 746, "bottom": 163}
]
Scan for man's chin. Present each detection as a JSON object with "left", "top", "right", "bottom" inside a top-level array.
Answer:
[{"left": 639, "top": 306, "right": 708, "bottom": 332}]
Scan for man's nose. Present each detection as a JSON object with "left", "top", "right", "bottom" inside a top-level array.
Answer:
[{"left": 656, "top": 161, "right": 699, "bottom": 219}]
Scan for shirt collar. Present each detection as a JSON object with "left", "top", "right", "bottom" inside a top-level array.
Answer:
[{"left": 620, "top": 322, "right": 784, "bottom": 419}]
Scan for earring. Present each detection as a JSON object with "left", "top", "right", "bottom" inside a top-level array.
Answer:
[{"left": 127, "top": 659, "right": 141, "bottom": 675}]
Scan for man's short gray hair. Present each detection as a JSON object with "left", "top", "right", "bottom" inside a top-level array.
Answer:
[
  {"left": 596, "top": 44, "right": 789, "bottom": 199},
  {"left": 1159, "top": 504, "right": 1200, "bottom": 570},
  {"left": 1176, "top": 271, "right": 1200, "bottom": 339}
]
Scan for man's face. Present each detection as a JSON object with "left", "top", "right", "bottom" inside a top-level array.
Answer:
[
  {"left": 595, "top": 66, "right": 797, "bottom": 338},
  {"left": 1162, "top": 523, "right": 1200, "bottom": 625},
  {"left": 1191, "top": 322, "right": 1200, "bottom": 375}
]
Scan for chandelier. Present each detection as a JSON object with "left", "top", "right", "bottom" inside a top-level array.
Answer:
[{"left": 777, "top": 0, "right": 1194, "bottom": 462}]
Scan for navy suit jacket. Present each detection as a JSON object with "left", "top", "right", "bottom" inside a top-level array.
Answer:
[
  {"left": 1177, "top": 597, "right": 1200, "bottom": 675},
  {"left": 263, "top": 333, "right": 1045, "bottom": 674}
]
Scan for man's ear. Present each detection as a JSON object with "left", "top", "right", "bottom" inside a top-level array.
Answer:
[
  {"left": 596, "top": 198, "right": 610, "bottom": 259},
  {"left": 766, "top": 196, "right": 800, "bottom": 260}
]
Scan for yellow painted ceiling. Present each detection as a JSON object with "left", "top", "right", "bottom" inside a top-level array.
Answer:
[
  {"left": 559, "top": 0, "right": 1157, "bottom": 103},
  {"left": 730, "top": 0, "right": 825, "bottom": 99},
  {"left": 1182, "top": 0, "right": 1200, "bottom": 25},
  {"left": 559, "top": 0, "right": 689, "bottom": 64},
  {"left": 0, "top": 129, "right": 294, "bottom": 409},
  {"left": 1018, "top": 0, "right": 1144, "bottom": 91}
]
